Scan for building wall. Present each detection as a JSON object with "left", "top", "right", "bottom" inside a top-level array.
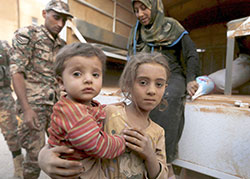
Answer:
[
  {"left": 68, "top": 0, "right": 136, "bottom": 39},
  {"left": 189, "top": 23, "right": 228, "bottom": 75},
  {"left": 0, "top": 0, "right": 18, "bottom": 44},
  {"left": 0, "top": 0, "right": 48, "bottom": 44},
  {"left": 0, "top": 0, "right": 232, "bottom": 78}
]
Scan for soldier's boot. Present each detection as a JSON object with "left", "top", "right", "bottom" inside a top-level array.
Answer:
[
  {"left": 13, "top": 154, "right": 24, "bottom": 179},
  {"left": 23, "top": 161, "right": 41, "bottom": 179}
]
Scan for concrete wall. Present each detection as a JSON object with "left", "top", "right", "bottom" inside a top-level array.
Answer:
[{"left": 0, "top": 0, "right": 48, "bottom": 44}]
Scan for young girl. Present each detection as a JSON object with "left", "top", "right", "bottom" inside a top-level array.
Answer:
[
  {"left": 38, "top": 52, "right": 172, "bottom": 178},
  {"left": 128, "top": 0, "right": 200, "bottom": 163},
  {"left": 103, "top": 52, "right": 171, "bottom": 178}
]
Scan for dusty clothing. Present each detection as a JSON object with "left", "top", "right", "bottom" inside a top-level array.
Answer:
[
  {"left": 0, "top": 40, "right": 21, "bottom": 152},
  {"left": 128, "top": 0, "right": 200, "bottom": 163},
  {"left": 102, "top": 105, "right": 169, "bottom": 179},
  {"left": 10, "top": 24, "right": 66, "bottom": 178},
  {"left": 48, "top": 96, "right": 125, "bottom": 160},
  {"left": 48, "top": 96, "right": 125, "bottom": 178}
]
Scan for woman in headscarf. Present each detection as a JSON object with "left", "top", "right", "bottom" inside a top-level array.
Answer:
[{"left": 128, "top": 0, "right": 200, "bottom": 163}]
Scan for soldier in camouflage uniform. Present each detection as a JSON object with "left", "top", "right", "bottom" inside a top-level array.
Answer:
[
  {"left": 0, "top": 40, "right": 23, "bottom": 179},
  {"left": 10, "top": 0, "right": 73, "bottom": 178}
]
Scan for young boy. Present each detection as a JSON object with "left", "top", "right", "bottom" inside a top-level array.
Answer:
[{"left": 47, "top": 42, "right": 125, "bottom": 178}]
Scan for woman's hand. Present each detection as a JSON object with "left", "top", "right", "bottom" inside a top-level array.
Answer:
[
  {"left": 187, "top": 80, "right": 199, "bottom": 96},
  {"left": 123, "top": 128, "right": 160, "bottom": 178},
  {"left": 38, "top": 144, "right": 83, "bottom": 179}
]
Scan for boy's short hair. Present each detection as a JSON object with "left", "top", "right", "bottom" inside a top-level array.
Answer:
[{"left": 54, "top": 42, "right": 106, "bottom": 77}]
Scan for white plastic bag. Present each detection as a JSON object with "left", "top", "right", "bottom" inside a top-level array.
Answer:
[{"left": 192, "top": 76, "right": 215, "bottom": 101}]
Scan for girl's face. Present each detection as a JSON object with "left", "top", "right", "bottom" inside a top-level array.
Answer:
[
  {"left": 133, "top": 1, "right": 151, "bottom": 26},
  {"left": 131, "top": 63, "right": 167, "bottom": 113},
  {"left": 59, "top": 56, "right": 103, "bottom": 105}
]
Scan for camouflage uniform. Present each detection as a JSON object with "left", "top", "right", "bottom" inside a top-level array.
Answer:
[
  {"left": 0, "top": 40, "right": 21, "bottom": 152},
  {"left": 10, "top": 25, "right": 66, "bottom": 178}
]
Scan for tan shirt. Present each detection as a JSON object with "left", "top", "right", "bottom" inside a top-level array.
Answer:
[{"left": 103, "top": 104, "right": 169, "bottom": 179}]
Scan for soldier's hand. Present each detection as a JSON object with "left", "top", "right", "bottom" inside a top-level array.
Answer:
[{"left": 23, "top": 108, "right": 41, "bottom": 130}]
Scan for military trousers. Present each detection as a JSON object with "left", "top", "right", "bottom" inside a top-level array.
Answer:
[
  {"left": 0, "top": 87, "right": 21, "bottom": 152},
  {"left": 17, "top": 103, "right": 53, "bottom": 179}
]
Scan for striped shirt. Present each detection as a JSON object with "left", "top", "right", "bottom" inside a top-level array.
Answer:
[{"left": 48, "top": 96, "right": 125, "bottom": 160}]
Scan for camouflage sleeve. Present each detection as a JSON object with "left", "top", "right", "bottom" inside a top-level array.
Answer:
[
  {"left": 1, "top": 40, "right": 11, "bottom": 53},
  {"left": 10, "top": 26, "right": 34, "bottom": 77},
  {"left": 1, "top": 40, "right": 11, "bottom": 60}
]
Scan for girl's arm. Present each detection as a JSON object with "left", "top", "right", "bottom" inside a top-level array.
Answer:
[{"left": 123, "top": 128, "right": 168, "bottom": 179}]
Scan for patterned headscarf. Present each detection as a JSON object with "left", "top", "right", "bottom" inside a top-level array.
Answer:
[{"left": 128, "top": 0, "right": 188, "bottom": 56}]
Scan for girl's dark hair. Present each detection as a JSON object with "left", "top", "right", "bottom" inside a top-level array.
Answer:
[
  {"left": 119, "top": 52, "right": 170, "bottom": 110},
  {"left": 54, "top": 42, "right": 106, "bottom": 77}
]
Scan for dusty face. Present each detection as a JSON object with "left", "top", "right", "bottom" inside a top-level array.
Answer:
[
  {"left": 133, "top": 1, "right": 151, "bottom": 26},
  {"left": 131, "top": 63, "right": 167, "bottom": 113},
  {"left": 60, "top": 56, "right": 103, "bottom": 105},
  {"left": 43, "top": 10, "right": 68, "bottom": 38}
]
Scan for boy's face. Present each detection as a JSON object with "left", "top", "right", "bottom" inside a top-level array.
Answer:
[
  {"left": 60, "top": 55, "right": 103, "bottom": 105},
  {"left": 131, "top": 63, "right": 167, "bottom": 112}
]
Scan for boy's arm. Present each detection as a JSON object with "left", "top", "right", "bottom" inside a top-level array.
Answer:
[
  {"left": 50, "top": 101, "right": 126, "bottom": 159},
  {"left": 68, "top": 116, "right": 125, "bottom": 159}
]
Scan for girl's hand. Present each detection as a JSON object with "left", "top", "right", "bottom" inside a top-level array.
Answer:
[
  {"left": 38, "top": 144, "right": 83, "bottom": 179},
  {"left": 123, "top": 128, "right": 154, "bottom": 161},
  {"left": 123, "top": 128, "right": 160, "bottom": 178}
]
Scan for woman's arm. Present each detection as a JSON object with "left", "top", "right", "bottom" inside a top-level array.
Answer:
[
  {"left": 182, "top": 35, "right": 200, "bottom": 96},
  {"left": 38, "top": 144, "right": 83, "bottom": 179}
]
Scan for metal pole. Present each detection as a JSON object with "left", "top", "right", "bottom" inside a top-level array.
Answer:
[
  {"left": 112, "top": 0, "right": 117, "bottom": 33},
  {"left": 224, "top": 36, "right": 235, "bottom": 95}
]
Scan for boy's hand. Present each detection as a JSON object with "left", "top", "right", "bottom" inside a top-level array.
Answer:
[{"left": 123, "top": 128, "right": 155, "bottom": 161}]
